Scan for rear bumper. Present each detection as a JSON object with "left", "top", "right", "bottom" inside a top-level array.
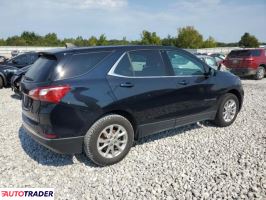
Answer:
[
  {"left": 22, "top": 121, "right": 84, "bottom": 154},
  {"left": 228, "top": 68, "right": 256, "bottom": 77}
]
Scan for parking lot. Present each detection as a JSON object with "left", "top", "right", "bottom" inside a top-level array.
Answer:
[{"left": 0, "top": 79, "right": 265, "bottom": 199}]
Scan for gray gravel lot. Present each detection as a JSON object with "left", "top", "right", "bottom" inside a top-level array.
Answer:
[{"left": 0, "top": 79, "right": 265, "bottom": 200}]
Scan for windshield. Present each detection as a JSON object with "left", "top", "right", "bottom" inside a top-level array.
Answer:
[{"left": 228, "top": 50, "right": 261, "bottom": 57}]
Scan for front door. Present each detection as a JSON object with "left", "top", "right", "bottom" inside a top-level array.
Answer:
[{"left": 162, "top": 49, "right": 218, "bottom": 126}]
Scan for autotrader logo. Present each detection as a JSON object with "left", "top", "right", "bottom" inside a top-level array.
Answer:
[{"left": 0, "top": 188, "right": 54, "bottom": 200}]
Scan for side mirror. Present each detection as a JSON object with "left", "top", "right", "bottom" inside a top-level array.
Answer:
[{"left": 204, "top": 67, "right": 215, "bottom": 78}]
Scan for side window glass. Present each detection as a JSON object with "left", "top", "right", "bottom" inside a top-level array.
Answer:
[
  {"left": 205, "top": 58, "right": 216, "bottom": 67},
  {"left": 15, "top": 55, "right": 27, "bottom": 65},
  {"left": 114, "top": 54, "right": 133, "bottom": 76},
  {"left": 28, "top": 54, "right": 38, "bottom": 64},
  {"left": 128, "top": 50, "right": 167, "bottom": 76},
  {"left": 166, "top": 51, "right": 204, "bottom": 76}
]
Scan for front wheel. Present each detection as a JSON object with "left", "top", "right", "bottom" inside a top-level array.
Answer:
[
  {"left": 84, "top": 114, "right": 134, "bottom": 166},
  {"left": 254, "top": 66, "right": 265, "bottom": 80},
  {"left": 211, "top": 93, "right": 239, "bottom": 127}
]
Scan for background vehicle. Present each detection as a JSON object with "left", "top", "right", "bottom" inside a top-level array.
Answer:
[
  {"left": 11, "top": 50, "right": 20, "bottom": 57},
  {"left": 0, "top": 52, "right": 38, "bottom": 88},
  {"left": 0, "top": 52, "right": 38, "bottom": 68},
  {"left": 21, "top": 46, "right": 244, "bottom": 166},
  {"left": 196, "top": 55, "right": 220, "bottom": 70},
  {"left": 210, "top": 53, "right": 226, "bottom": 60},
  {"left": 11, "top": 65, "right": 31, "bottom": 95},
  {"left": 210, "top": 53, "right": 225, "bottom": 67},
  {"left": 223, "top": 48, "right": 266, "bottom": 80},
  {"left": 0, "top": 55, "right": 8, "bottom": 64}
]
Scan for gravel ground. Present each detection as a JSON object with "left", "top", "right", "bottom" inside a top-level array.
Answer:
[{"left": 0, "top": 79, "right": 265, "bottom": 200}]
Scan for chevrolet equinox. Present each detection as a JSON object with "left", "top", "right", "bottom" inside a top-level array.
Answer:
[{"left": 21, "top": 46, "right": 244, "bottom": 166}]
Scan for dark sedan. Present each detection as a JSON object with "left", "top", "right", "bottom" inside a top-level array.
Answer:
[{"left": 0, "top": 52, "right": 38, "bottom": 88}]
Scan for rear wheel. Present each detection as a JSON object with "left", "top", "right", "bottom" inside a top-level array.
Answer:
[
  {"left": 211, "top": 93, "right": 239, "bottom": 127},
  {"left": 84, "top": 114, "right": 134, "bottom": 166},
  {"left": 254, "top": 66, "right": 265, "bottom": 80}
]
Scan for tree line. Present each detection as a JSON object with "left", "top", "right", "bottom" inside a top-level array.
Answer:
[{"left": 0, "top": 26, "right": 261, "bottom": 48}]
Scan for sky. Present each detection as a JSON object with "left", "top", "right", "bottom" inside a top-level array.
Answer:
[{"left": 0, "top": 0, "right": 265, "bottom": 43}]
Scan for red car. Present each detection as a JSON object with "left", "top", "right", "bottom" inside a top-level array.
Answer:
[{"left": 224, "top": 49, "right": 266, "bottom": 80}]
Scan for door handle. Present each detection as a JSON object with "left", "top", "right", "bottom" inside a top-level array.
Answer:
[
  {"left": 120, "top": 82, "right": 134, "bottom": 88},
  {"left": 178, "top": 80, "right": 188, "bottom": 85}
]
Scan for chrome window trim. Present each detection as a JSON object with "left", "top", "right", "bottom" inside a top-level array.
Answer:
[{"left": 107, "top": 51, "right": 206, "bottom": 78}]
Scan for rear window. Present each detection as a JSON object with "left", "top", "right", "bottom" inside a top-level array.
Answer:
[
  {"left": 25, "top": 56, "right": 57, "bottom": 82},
  {"left": 57, "top": 52, "right": 110, "bottom": 80},
  {"left": 228, "top": 50, "right": 261, "bottom": 57}
]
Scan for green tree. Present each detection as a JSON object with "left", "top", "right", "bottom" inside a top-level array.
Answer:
[
  {"left": 176, "top": 26, "right": 203, "bottom": 48},
  {"left": 0, "top": 39, "right": 6, "bottom": 46},
  {"left": 97, "top": 34, "right": 108, "bottom": 46},
  {"left": 140, "top": 30, "right": 161, "bottom": 45},
  {"left": 20, "top": 31, "right": 42, "bottom": 46},
  {"left": 43, "top": 33, "right": 61, "bottom": 46},
  {"left": 202, "top": 36, "right": 217, "bottom": 48},
  {"left": 74, "top": 36, "right": 86, "bottom": 46},
  {"left": 161, "top": 35, "right": 176, "bottom": 46},
  {"left": 87, "top": 36, "right": 98, "bottom": 46},
  {"left": 6, "top": 36, "right": 27, "bottom": 46},
  {"left": 239, "top": 32, "right": 259, "bottom": 48}
]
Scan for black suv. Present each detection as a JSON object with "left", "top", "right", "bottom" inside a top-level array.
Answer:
[
  {"left": 0, "top": 52, "right": 38, "bottom": 88},
  {"left": 21, "top": 46, "right": 244, "bottom": 166}
]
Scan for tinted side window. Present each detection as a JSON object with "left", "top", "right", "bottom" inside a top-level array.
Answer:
[
  {"left": 60, "top": 52, "right": 110, "bottom": 79},
  {"left": 114, "top": 54, "right": 133, "bottom": 76},
  {"left": 250, "top": 50, "right": 261, "bottom": 57},
  {"left": 25, "top": 56, "right": 57, "bottom": 82},
  {"left": 166, "top": 51, "right": 205, "bottom": 76},
  {"left": 28, "top": 54, "right": 38, "bottom": 64},
  {"left": 128, "top": 50, "right": 167, "bottom": 76},
  {"left": 14, "top": 55, "right": 27, "bottom": 65}
]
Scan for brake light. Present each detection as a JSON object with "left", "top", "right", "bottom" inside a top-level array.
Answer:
[{"left": 29, "top": 85, "right": 71, "bottom": 104}]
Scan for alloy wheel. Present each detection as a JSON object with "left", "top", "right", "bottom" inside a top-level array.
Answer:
[
  {"left": 97, "top": 124, "right": 128, "bottom": 159},
  {"left": 222, "top": 99, "right": 237, "bottom": 122}
]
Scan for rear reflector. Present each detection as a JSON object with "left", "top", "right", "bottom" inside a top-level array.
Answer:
[
  {"left": 45, "top": 133, "right": 57, "bottom": 139},
  {"left": 29, "top": 85, "right": 70, "bottom": 104}
]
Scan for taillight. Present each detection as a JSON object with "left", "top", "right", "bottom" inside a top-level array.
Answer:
[
  {"left": 244, "top": 57, "right": 254, "bottom": 61},
  {"left": 44, "top": 133, "right": 57, "bottom": 139},
  {"left": 28, "top": 85, "right": 71, "bottom": 104}
]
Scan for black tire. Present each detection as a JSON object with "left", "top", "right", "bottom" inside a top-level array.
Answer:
[
  {"left": 84, "top": 114, "right": 134, "bottom": 166},
  {"left": 211, "top": 93, "right": 239, "bottom": 127},
  {"left": 0, "top": 76, "right": 3, "bottom": 89},
  {"left": 254, "top": 66, "right": 265, "bottom": 80}
]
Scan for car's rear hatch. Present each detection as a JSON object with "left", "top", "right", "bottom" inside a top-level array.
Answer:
[
  {"left": 20, "top": 53, "right": 58, "bottom": 124},
  {"left": 225, "top": 49, "right": 260, "bottom": 68}
]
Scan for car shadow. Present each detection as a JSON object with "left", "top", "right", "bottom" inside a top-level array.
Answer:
[
  {"left": 19, "top": 121, "right": 211, "bottom": 167},
  {"left": 136, "top": 121, "right": 209, "bottom": 146},
  {"left": 11, "top": 93, "right": 22, "bottom": 100},
  {"left": 18, "top": 126, "right": 98, "bottom": 168}
]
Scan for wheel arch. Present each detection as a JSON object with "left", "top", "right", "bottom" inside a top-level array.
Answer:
[
  {"left": 259, "top": 63, "right": 266, "bottom": 69},
  {"left": 0, "top": 73, "right": 7, "bottom": 88},
  {"left": 227, "top": 89, "right": 243, "bottom": 111},
  {"left": 103, "top": 110, "right": 138, "bottom": 140}
]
